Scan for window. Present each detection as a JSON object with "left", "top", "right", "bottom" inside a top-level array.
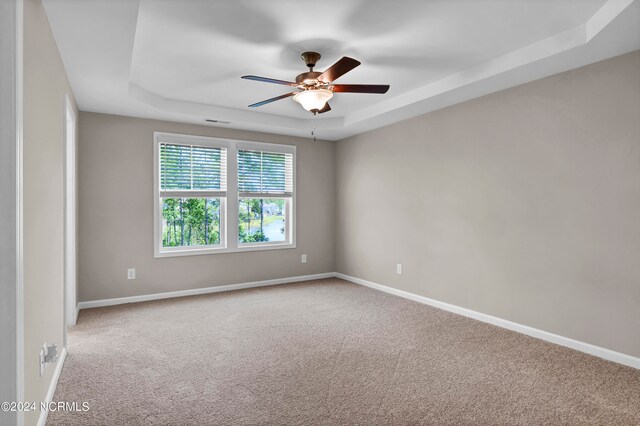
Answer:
[
  {"left": 157, "top": 140, "right": 227, "bottom": 254},
  {"left": 154, "top": 133, "right": 295, "bottom": 257},
  {"left": 238, "top": 149, "right": 293, "bottom": 246}
]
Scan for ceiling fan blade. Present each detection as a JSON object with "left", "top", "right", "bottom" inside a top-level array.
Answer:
[
  {"left": 317, "top": 57, "right": 361, "bottom": 83},
  {"left": 317, "top": 103, "right": 331, "bottom": 114},
  {"left": 248, "top": 92, "right": 297, "bottom": 108},
  {"left": 241, "top": 75, "right": 298, "bottom": 86},
  {"left": 331, "top": 84, "right": 390, "bottom": 94}
]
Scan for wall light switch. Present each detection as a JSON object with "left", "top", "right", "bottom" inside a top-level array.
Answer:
[
  {"left": 39, "top": 349, "right": 45, "bottom": 376},
  {"left": 301, "top": 254, "right": 307, "bottom": 264},
  {"left": 396, "top": 264, "right": 402, "bottom": 275},
  {"left": 127, "top": 268, "right": 136, "bottom": 280}
]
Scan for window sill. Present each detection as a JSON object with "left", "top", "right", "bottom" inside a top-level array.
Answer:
[{"left": 154, "top": 243, "right": 296, "bottom": 258}]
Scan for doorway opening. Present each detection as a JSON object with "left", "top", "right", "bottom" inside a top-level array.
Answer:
[{"left": 64, "top": 96, "right": 76, "bottom": 330}]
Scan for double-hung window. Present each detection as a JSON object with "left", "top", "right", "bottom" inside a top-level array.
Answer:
[
  {"left": 155, "top": 136, "right": 227, "bottom": 256},
  {"left": 154, "top": 133, "right": 295, "bottom": 257},
  {"left": 237, "top": 148, "right": 294, "bottom": 246}
]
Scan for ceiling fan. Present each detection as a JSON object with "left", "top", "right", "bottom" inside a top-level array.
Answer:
[{"left": 241, "top": 52, "right": 390, "bottom": 115}]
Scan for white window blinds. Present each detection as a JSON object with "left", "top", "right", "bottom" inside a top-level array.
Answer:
[
  {"left": 159, "top": 143, "right": 227, "bottom": 196},
  {"left": 238, "top": 149, "right": 293, "bottom": 196}
]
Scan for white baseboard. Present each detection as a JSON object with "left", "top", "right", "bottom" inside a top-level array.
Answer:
[
  {"left": 77, "top": 272, "right": 335, "bottom": 310},
  {"left": 37, "top": 347, "right": 67, "bottom": 426},
  {"left": 75, "top": 271, "right": 639, "bottom": 370},
  {"left": 335, "top": 273, "right": 640, "bottom": 370}
]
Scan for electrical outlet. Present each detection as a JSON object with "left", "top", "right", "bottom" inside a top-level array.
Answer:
[
  {"left": 127, "top": 268, "right": 136, "bottom": 280},
  {"left": 301, "top": 254, "right": 307, "bottom": 264},
  {"left": 396, "top": 264, "right": 402, "bottom": 275},
  {"left": 39, "top": 349, "right": 45, "bottom": 376}
]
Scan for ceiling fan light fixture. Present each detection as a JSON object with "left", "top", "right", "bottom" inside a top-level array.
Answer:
[
  {"left": 243, "top": 53, "right": 389, "bottom": 113},
  {"left": 293, "top": 89, "right": 333, "bottom": 112}
]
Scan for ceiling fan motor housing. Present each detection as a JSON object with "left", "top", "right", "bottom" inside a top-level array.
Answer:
[{"left": 295, "top": 71, "right": 323, "bottom": 85}]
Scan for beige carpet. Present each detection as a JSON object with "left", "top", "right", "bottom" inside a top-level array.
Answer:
[{"left": 49, "top": 278, "right": 640, "bottom": 425}]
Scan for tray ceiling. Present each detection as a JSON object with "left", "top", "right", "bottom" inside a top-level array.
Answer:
[{"left": 43, "top": 0, "right": 640, "bottom": 140}]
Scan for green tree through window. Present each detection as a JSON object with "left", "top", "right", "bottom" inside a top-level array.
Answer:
[{"left": 162, "top": 198, "right": 220, "bottom": 247}]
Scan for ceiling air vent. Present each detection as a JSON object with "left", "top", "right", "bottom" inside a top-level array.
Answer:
[{"left": 205, "top": 119, "right": 230, "bottom": 124}]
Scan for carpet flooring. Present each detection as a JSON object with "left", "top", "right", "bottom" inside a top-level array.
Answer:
[{"left": 49, "top": 278, "right": 640, "bottom": 425}]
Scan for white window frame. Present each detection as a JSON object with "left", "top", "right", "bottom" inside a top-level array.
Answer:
[
  {"left": 236, "top": 142, "right": 295, "bottom": 249},
  {"left": 153, "top": 132, "right": 296, "bottom": 258}
]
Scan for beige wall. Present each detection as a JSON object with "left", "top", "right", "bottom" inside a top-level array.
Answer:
[
  {"left": 0, "top": 1, "right": 19, "bottom": 422},
  {"left": 336, "top": 51, "right": 640, "bottom": 358},
  {"left": 23, "top": 0, "right": 78, "bottom": 424},
  {"left": 77, "top": 112, "right": 335, "bottom": 302}
]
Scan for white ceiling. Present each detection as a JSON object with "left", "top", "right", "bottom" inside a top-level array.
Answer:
[{"left": 42, "top": 0, "right": 640, "bottom": 140}]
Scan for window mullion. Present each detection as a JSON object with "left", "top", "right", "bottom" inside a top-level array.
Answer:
[
  {"left": 227, "top": 146, "right": 239, "bottom": 250},
  {"left": 189, "top": 144, "right": 193, "bottom": 190}
]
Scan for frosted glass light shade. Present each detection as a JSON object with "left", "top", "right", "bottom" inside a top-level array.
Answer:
[{"left": 293, "top": 89, "right": 333, "bottom": 112}]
